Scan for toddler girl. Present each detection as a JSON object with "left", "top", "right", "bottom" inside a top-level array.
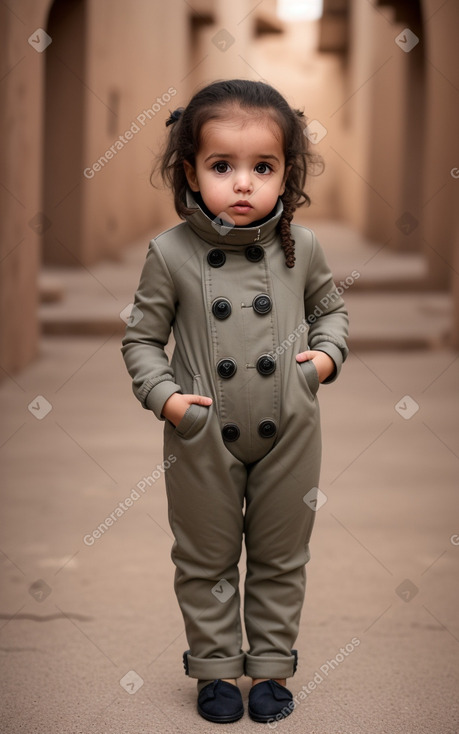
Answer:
[{"left": 122, "top": 79, "right": 349, "bottom": 724}]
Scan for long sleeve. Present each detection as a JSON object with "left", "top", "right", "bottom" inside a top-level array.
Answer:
[
  {"left": 121, "top": 239, "right": 182, "bottom": 419},
  {"left": 304, "top": 233, "right": 349, "bottom": 383}
]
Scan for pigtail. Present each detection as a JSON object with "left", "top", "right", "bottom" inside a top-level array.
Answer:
[
  {"left": 279, "top": 203, "right": 296, "bottom": 268},
  {"left": 277, "top": 108, "right": 323, "bottom": 267}
]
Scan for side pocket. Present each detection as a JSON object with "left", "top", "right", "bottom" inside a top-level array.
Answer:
[
  {"left": 174, "top": 402, "right": 209, "bottom": 439},
  {"left": 173, "top": 373, "right": 209, "bottom": 440},
  {"left": 298, "top": 360, "right": 320, "bottom": 397}
]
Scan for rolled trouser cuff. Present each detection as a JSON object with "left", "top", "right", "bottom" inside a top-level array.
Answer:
[
  {"left": 183, "top": 650, "right": 246, "bottom": 679},
  {"left": 245, "top": 650, "right": 298, "bottom": 679}
]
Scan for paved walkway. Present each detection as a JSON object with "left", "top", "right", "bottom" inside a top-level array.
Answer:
[{"left": 1, "top": 219, "right": 458, "bottom": 733}]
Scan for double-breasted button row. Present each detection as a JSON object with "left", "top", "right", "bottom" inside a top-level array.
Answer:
[
  {"left": 208, "top": 244, "right": 275, "bottom": 446},
  {"left": 222, "top": 419, "right": 277, "bottom": 442},
  {"left": 207, "top": 245, "right": 265, "bottom": 268}
]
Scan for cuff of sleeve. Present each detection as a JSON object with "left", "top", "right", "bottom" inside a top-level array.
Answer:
[
  {"left": 313, "top": 342, "right": 344, "bottom": 384},
  {"left": 145, "top": 380, "right": 182, "bottom": 420}
]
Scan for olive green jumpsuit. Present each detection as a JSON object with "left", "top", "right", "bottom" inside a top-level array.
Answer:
[{"left": 121, "top": 190, "right": 349, "bottom": 682}]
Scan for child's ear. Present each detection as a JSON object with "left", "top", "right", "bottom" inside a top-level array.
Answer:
[{"left": 183, "top": 160, "right": 200, "bottom": 192}]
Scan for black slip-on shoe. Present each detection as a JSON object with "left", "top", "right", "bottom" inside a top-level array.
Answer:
[
  {"left": 197, "top": 679, "right": 244, "bottom": 723},
  {"left": 248, "top": 679, "right": 294, "bottom": 723}
]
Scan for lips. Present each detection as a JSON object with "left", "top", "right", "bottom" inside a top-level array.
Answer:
[{"left": 231, "top": 200, "right": 253, "bottom": 213}]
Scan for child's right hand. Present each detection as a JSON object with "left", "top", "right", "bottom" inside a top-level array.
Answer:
[{"left": 161, "top": 392, "right": 213, "bottom": 427}]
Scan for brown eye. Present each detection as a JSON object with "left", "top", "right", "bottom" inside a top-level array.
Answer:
[
  {"left": 255, "top": 163, "right": 272, "bottom": 174},
  {"left": 214, "top": 162, "right": 230, "bottom": 174}
]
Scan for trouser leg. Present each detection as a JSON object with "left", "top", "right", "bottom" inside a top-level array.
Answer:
[
  {"left": 163, "top": 409, "right": 247, "bottom": 680},
  {"left": 243, "top": 405, "right": 322, "bottom": 680}
]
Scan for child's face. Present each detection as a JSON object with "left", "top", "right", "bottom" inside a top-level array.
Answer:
[{"left": 183, "top": 113, "right": 289, "bottom": 226}]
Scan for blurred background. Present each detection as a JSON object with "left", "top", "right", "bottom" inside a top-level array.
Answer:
[{"left": 1, "top": 1, "right": 458, "bottom": 732}]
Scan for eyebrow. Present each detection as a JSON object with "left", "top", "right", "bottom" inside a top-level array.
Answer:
[{"left": 204, "top": 153, "right": 281, "bottom": 164}]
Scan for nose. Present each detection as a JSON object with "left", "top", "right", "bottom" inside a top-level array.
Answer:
[{"left": 233, "top": 169, "right": 253, "bottom": 194}]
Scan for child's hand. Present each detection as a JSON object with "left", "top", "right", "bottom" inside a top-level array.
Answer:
[
  {"left": 161, "top": 392, "right": 213, "bottom": 427},
  {"left": 296, "top": 350, "right": 335, "bottom": 383}
]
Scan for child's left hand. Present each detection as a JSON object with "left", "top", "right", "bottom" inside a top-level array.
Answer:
[{"left": 296, "top": 350, "right": 335, "bottom": 383}]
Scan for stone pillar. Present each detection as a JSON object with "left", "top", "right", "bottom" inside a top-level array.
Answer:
[
  {"left": 188, "top": 0, "right": 253, "bottom": 91},
  {"left": 421, "top": 0, "right": 459, "bottom": 289},
  {"left": 0, "top": 0, "right": 50, "bottom": 377}
]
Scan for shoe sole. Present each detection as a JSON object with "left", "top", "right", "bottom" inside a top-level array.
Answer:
[
  {"left": 248, "top": 705, "right": 293, "bottom": 723},
  {"left": 197, "top": 705, "right": 244, "bottom": 723}
]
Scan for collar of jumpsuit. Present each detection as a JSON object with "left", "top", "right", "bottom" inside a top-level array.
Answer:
[{"left": 184, "top": 187, "right": 284, "bottom": 247}]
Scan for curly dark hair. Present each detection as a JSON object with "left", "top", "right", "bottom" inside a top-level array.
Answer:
[{"left": 152, "top": 79, "right": 323, "bottom": 267}]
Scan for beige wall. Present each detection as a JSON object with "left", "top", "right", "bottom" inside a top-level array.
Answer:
[
  {"left": 338, "top": 0, "right": 421, "bottom": 244},
  {"left": 0, "top": 0, "right": 49, "bottom": 374},
  {"left": 45, "top": 0, "right": 191, "bottom": 265},
  {"left": 341, "top": 0, "right": 459, "bottom": 299},
  {"left": 188, "top": 0, "right": 254, "bottom": 92},
  {"left": 422, "top": 0, "right": 459, "bottom": 289},
  {"left": 82, "top": 0, "right": 194, "bottom": 259}
]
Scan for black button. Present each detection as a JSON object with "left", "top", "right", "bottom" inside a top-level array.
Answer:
[
  {"left": 245, "top": 245, "right": 264, "bottom": 262},
  {"left": 256, "top": 354, "right": 276, "bottom": 376},
  {"left": 207, "top": 249, "right": 226, "bottom": 268},
  {"left": 217, "top": 358, "right": 237, "bottom": 379},
  {"left": 212, "top": 298, "right": 232, "bottom": 320},
  {"left": 222, "top": 423, "right": 240, "bottom": 442},
  {"left": 253, "top": 293, "right": 272, "bottom": 315},
  {"left": 258, "top": 419, "right": 277, "bottom": 438}
]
